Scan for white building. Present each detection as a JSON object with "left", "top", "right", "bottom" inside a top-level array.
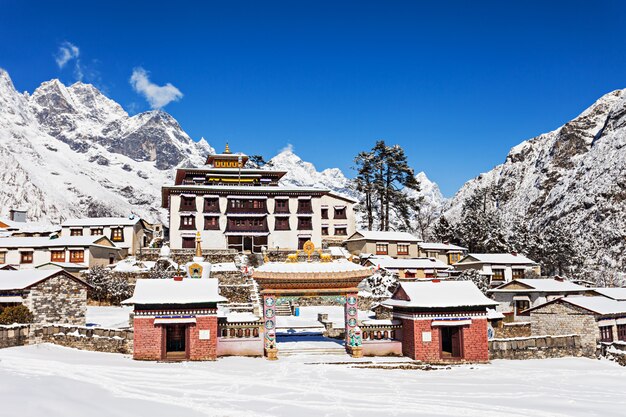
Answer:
[
  {"left": 60, "top": 216, "right": 153, "bottom": 256},
  {"left": 162, "top": 145, "right": 357, "bottom": 252},
  {"left": 363, "top": 255, "right": 452, "bottom": 279},
  {"left": 0, "top": 235, "right": 123, "bottom": 270},
  {"left": 453, "top": 253, "right": 540, "bottom": 285}
]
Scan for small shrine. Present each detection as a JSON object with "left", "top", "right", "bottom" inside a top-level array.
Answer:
[{"left": 252, "top": 241, "right": 372, "bottom": 359}]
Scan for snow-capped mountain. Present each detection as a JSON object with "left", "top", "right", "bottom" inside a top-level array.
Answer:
[
  {"left": 0, "top": 69, "right": 211, "bottom": 223},
  {"left": 445, "top": 88, "right": 626, "bottom": 271}
]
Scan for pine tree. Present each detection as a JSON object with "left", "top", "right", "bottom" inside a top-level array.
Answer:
[
  {"left": 432, "top": 216, "right": 456, "bottom": 243},
  {"left": 456, "top": 186, "right": 507, "bottom": 252},
  {"left": 353, "top": 151, "right": 376, "bottom": 230}
]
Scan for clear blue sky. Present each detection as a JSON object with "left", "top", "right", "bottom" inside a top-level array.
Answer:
[{"left": 2, "top": 1, "right": 626, "bottom": 196}]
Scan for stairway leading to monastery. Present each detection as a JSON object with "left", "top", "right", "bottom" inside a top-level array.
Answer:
[
  {"left": 274, "top": 302, "right": 292, "bottom": 316},
  {"left": 247, "top": 277, "right": 262, "bottom": 317}
]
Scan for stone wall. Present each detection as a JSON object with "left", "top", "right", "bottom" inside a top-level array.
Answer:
[
  {"left": 489, "top": 335, "right": 586, "bottom": 359},
  {"left": 493, "top": 322, "right": 531, "bottom": 339},
  {"left": 35, "top": 325, "right": 133, "bottom": 354},
  {"left": 219, "top": 285, "right": 254, "bottom": 304},
  {"left": 530, "top": 302, "right": 598, "bottom": 356},
  {"left": 138, "top": 249, "right": 237, "bottom": 264},
  {"left": 0, "top": 324, "right": 30, "bottom": 348},
  {"left": 26, "top": 274, "right": 88, "bottom": 326},
  {"left": 598, "top": 342, "right": 626, "bottom": 366}
]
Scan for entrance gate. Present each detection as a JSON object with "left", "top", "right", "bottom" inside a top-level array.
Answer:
[{"left": 252, "top": 249, "right": 372, "bottom": 360}]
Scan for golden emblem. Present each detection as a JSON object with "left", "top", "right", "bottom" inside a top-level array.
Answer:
[
  {"left": 302, "top": 240, "right": 315, "bottom": 261},
  {"left": 188, "top": 262, "right": 203, "bottom": 279}
]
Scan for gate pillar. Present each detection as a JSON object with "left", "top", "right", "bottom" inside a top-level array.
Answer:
[
  {"left": 263, "top": 294, "right": 278, "bottom": 360},
  {"left": 344, "top": 292, "right": 363, "bottom": 358}
]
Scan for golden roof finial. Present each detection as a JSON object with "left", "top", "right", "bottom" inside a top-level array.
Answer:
[
  {"left": 195, "top": 231, "right": 202, "bottom": 257},
  {"left": 224, "top": 143, "right": 231, "bottom": 154}
]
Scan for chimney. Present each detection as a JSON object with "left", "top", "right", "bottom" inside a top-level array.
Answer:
[
  {"left": 443, "top": 240, "right": 450, "bottom": 245},
  {"left": 511, "top": 251, "right": 517, "bottom": 256},
  {"left": 173, "top": 275, "right": 183, "bottom": 281},
  {"left": 554, "top": 276, "right": 564, "bottom": 282},
  {"left": 432, "top": 279, "right": 441, "bottom": 283},
  {"left": 9, "top": 209, "right": 27, "bottom": 223}
]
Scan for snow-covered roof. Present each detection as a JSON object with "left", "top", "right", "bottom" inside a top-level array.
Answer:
[
  {"left": 593, "top": 287, "right": 626, "bottom": 301},
  {"left": 35, "top": 262, "right": 89, "bottom": 270},
  {"left": 167, "top": 184, "right": 329, "bottom": 193},
  {"left": 122, "top": 278, "right": 227, "bottom": 305},
  {"left": 490, "top": 279, "right": 587, "bottom": 293},
  {"left": 346, "top": 230, "right": 418, "bottom": 243},
  {"left": 254, "top": 259, "right": 371, "bottom": 275},
  {"left": 487, "top": 308, "right": 505, "bottom": 320},
  {"left": 0, "top": 218, "right": 60, "bottom": 233},
  {"left": 0, "top": 270, "right": 88, "bottom": 290},
  {"left": 211, "top": 262, "right": 238, "bottom": 272},
  {"left": 460, "top": 253, "right": 537, "bottom": 265},
  {"left": 0, "top": 235, "right": 119, "bottom": 249},
  {"left": 533, "top": 296, "right": 626, "bottom": 316},
  {"left": 367, "top": 257, "right": 451, "bottom": 270},
  {"left": 383, "top": 281, "right": 497, "bottom": 309},
  {"left": 224, "top": 312, "right": 260, "bottom": 323},
  {"left": 328, "top": 246, "right": 350, "bottom": 258},
  {"left": 61, "top": 216, "right": 141, "bottom": 227},
  {"left": 418, "top": 242, "right": 467, "bottom": 252}
]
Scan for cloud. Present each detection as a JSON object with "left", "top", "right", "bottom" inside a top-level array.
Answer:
[
  {"left": 280, "top": 143, "right": 294, "bottom": 154},
  {"left": 55, "top": 41, "right": 83, "bottom": 81},
  {"left": 129, "top": 67, "right": 183, "bottom": 109}
]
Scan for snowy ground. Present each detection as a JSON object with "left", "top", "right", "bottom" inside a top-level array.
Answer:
[
  {"left": 86, "top": 306, "right": 132, "bottom": 328},
  {"left": 1, "top": 344, "right": 625, "bottom": 417}
]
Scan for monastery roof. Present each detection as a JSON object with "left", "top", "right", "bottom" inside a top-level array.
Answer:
[
  {"left": 528, "top": 296, "right": 626, "bottom": 316},
  {"left": 0, "top": 235, "right": 120, "bottom": 249},
  {"left": 61, "top": 216, "right": 141, "bottom": 227},
  {"left": 592, "top": 287, "right": 626, "bottom": 301},
  {"left": 367, "top": 256, "right": 451, "bottom": 270},
  {"left": 418, "top": 242, "right": 468, "bottom": 252},
  {"left": 0, "top": 270, "right": 89, "bottom": 291},
  {"left": 490, "top": 278, "right": 587, "bottom": 293},
  {"left": 122, "top": 278, "right": 227, "bottom": 305},
  {"left": 345, "top": 230, "right": 419, "bottom": 243},
  {"left": 459, "top": 253, "right": 537, "bottom": 265},
  {"left": 384, "top": 281, "right": 497, "bottom": 309}
]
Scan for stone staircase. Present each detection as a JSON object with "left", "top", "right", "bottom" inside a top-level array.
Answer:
[
  {"left": 247, "top": 278, "right": 262, "bottom": 317},
  {"left": 274, "top": 302, "right": 293, "bottom": 316}
]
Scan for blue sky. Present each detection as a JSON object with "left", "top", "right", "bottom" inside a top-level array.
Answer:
[{"left": 2, "top": 1, "right": 626, "bottom": 196}]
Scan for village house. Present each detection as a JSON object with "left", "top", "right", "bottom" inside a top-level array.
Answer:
[
  {"left": 453, "top": 253, "right": 540, "bottom": 286},
  {"left": 590, "top": 287, "right": 626, "bottom": 301},
  {"left": 417, "top": 242, "right": 468, "bottom": 265},
  {"left": 383, "top": 280, "right": 497, "bottom": 363},
  {"left": 0, "top": 235, "right": 123, "bottom": 270},
  {"left": 0, "top": 209, "right": 60, "bottom": 238},
  {"left": 162, "top": 145, "right": 356, "bottom": 253},
  {"left": 344, "top": 230, "right": 419, "bottom": 258},
  {"left": 527, "top": 296, "right": 626, "bottom": 356},
  {"left": 363, "top": 255, "right": 452, "bottom": 279},
  {"left": 123, "top": 278, "right": 227, "bottom": 361},
  {"left": 0, "top": 269, "right": 90, "bottom": 325},
  {"left": 60, "top": 216, "right": 153, "bottom": 256},
  {"left": 488, "top": 278, "right": 589, "bottom": 321}
]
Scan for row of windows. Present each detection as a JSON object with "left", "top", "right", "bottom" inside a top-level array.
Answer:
[
  {"left": 179, "top": 215, "right": 347, "bottom": 235},
  {"left": 375, "top": 243, "right": 410, "bottom": 255},
  {"left": 0, "top": 250, "right": 86, "bottom": 265},
  {"left": 493, "top": 269, "right": 526, "bottom": 281},
  {"left": 70, "top": 228, "right": 124, "bottom": 242},
  {"left": 600, "top": 325, "right": 626, "bottom": 343}
]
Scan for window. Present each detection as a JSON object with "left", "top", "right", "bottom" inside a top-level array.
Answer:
[
  {"left": 182, "top": 237, "right": 195, "bottom": 249},
  {"left": 111, "top": 228, "right": 125, "bottom": 242},
  {"left": 20, "top": 251, "right": 33, "bottom": 264},
  {"left": 334, "top": 227, "right": 347, "bottom": 236},
  {"left": 51, "top": 250, "right": 65, "bottom": 262},
  {"left": 0, "top": 252, "right": 5, "bottom": 264},
  {"left": 321, "top": 208, "right": 328, "bottom": 219},
  {"left": 204, "top": 216, "right": 220, "bottom": 230},
  {"left": 618, "top": 324, "right": 626, "bottom": 342},
  {"left": 297, "top": 217, "right": 312, "bottom": 230},
  {"left": 397, "top": 244, "right": 409, "bottom": 255},
  {"left": 512, "top": 269, "right": 525, "bottom": 280},
  {"left": 275, "top": 217, "right": 290, "bottom": 231},
  {"left": 70, "top": 229, "right": 83, "bottom": 236},
  {"left": 427, "top": 251, "right": 438, "bottom": 258},
  {"left": 448, "top": 253, "right": 461, "bottom": 263},
  {"left": 376, "top": 244, "right": 388, "bottom": 255},
  {"left": 297, "top": 199, "right": 312, "bottom": 214},
  {"left": 515, "top": 300, "right": 530, "bottom": 316},
  {"left": 334, "top": 207, "right": 347, "bottom": 219},
  {"left": 600, "top": 326, "right": 614, "bottom": 343},
  {"left": 90, "top": 228, "right": 103, "bottom": 236},
  {"left": 179, "top": 196, "right": 197, "bottom": 211},
  {"left": 203, "top": 198, "right": 220, "bottom": 213},
  {"left": 179, "top": 216, "right": 195, "bottom": 230},
  {"left": 321, "top": 226, "right": 329, "bottom": 236},
  {"left": 493, "top": 269, "right": 505, "bottom": 281},
  {"left": 274, "top": 199, "right": 289, "bottom": 214},
  {"left": 69, "top": 250, "right": 84, "bottom": 263}
]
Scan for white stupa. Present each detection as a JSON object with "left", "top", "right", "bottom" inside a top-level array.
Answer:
[{"left": 184, "top": 232, "right": 212, "bottom": 279}]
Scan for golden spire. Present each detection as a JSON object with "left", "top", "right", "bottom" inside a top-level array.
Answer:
[
  {"left": 224, "top": 143, "right": 231, "bottom": 154},
  {"left": 195, "top": 232, "right": 202, "bottom": 257}
]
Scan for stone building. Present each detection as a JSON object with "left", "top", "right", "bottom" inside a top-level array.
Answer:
[
  {"left": 527, "top": 296, "right": 626, "bottom": 356},
  {"left": 383, "top": 280, "right": 497, "bottom": 363},
  {"left": 488, "top": 278, "right": 589, "bottom": 321},
  {"left": 0, "top": 270, "right": 90, "bottom": 325},
  {"left": 123, "top": 278, "right": 227, "bottom": 361},
  {"left": 363, "top": 256, "right": 452, "bottom": 279},
  {"left": 60, "top": 216, "right": 154, "bottom": 256},
  {"left": 344, "top": 231, "right": 419, "bottom": 258}
]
